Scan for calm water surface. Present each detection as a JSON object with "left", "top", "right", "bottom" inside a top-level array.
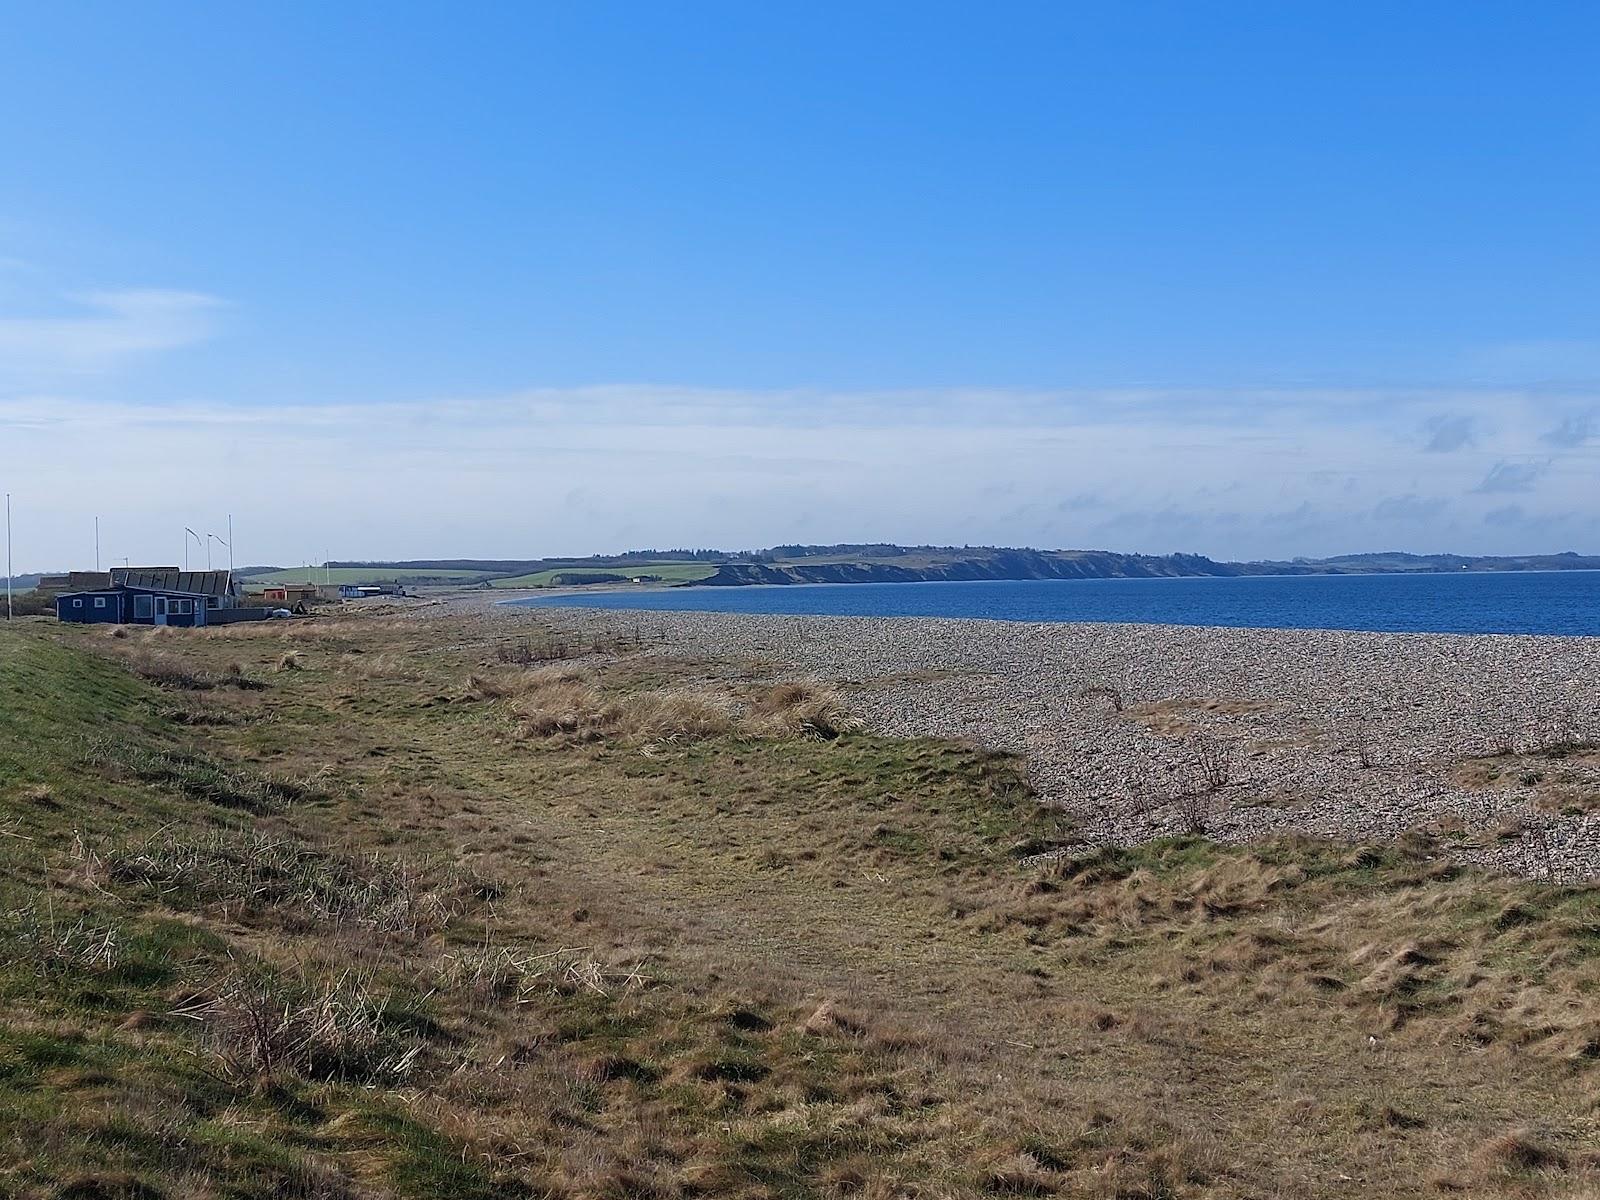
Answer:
[{"left": 509, "top": 571, "right": 1600, "bottom": 636}]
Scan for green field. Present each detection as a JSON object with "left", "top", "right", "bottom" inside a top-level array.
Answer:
[
  {"left": 243, "top": 567, "right": 496, "bottom": 587},
  {"left": 489, "top": 561, "right": 719, "bottom": 588}
]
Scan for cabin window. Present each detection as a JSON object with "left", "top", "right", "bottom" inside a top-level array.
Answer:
[
  {"left": 174, "top": 599, "right": 191, "bottom": 615},
  {"left": 134, "top": 595, "right": 153, "bottom": 619},
  {"left": 72, "top": 599, "right": 83, "bottom": 608},
  {"left": 94, "top": 597, "right": 107, "bottom": 608}
]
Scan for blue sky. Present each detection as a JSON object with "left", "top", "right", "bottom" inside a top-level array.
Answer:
[{"left": 2, "top": 3, "right": 1597, "bottom": 568}]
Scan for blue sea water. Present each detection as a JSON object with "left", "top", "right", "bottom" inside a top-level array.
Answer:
[{"left": 509, "top": 571, "right": 1600, "bottom": 636}]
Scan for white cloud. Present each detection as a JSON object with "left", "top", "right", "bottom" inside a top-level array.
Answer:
[
  {"left": 4, "top": 383, "right": 1599, "bottom": 571},
  {"left": 0, "top": 289, "right": 223, "bottom": 375}
]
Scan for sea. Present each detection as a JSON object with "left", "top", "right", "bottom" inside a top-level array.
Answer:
[{"left": 508, "top": 570, "right": 1600, "bottom": 636}]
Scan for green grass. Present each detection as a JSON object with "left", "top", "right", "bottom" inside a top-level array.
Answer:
[
  {"left": 244, "top": 567, "right": 496, "bottom": 586},
  {"left": 489, "top": 561, "right": 720, "bottom": 588}
]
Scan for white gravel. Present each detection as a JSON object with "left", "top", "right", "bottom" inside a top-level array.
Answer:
[{"left": 442, "top": 596, "right": 1600, "bottom": 880}]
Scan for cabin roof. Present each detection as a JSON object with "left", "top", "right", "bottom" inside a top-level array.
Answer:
[{"left": 110, "top": 569, "right": 233, "bottom": 596}]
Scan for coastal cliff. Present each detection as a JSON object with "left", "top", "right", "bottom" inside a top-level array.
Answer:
[{"left": 701, "top": 549, "right": 1302, "bottom": 586}]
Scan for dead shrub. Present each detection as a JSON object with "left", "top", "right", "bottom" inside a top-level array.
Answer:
[
  {"left": 1167, "top": 734, "right": 1237, "bottom": 832},
  {"left": 1187, "top": 734, "right": 1236, "bottom": 793},
  {"left": 179, "top": 966, "right": 425, "bottom": 1083},
  {"left": 1348, "top": 716, "right": 1378, "bottom": 768},
  {"left": 1171, "top": 788, "right": 1222, "bottom": 835},
  {"left": 276, "top": 650, "right": 304, "bottom": 671}
]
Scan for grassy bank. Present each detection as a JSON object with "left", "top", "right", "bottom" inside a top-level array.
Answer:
[{"left": 2, "top": 614, "right": 1599, "bottom": 1198}]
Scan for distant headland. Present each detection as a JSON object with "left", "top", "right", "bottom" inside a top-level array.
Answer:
[{"left": 227, "top": 545, "right": 1600, "bottom": 591}]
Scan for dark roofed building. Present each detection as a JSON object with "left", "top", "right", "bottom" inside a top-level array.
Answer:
[
  {"left": 36, "top": 570, "right": 113, "bottom": 593},
  {"left": 110, "top": 569, "right": 239, "bottom": 608}
]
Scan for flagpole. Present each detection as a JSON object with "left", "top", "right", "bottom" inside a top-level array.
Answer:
[{"left": 5, "top": 493, "right": 12, "bottom": 622}]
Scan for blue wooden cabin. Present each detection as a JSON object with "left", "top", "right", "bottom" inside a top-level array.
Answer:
[
  {"left": 55, "top": 569, "right": 243, "bottom": 628},
  {"left": 56, "top": 584, "right": 213, "bottom": 627}
]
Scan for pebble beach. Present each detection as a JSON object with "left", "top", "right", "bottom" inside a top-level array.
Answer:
[{"left": 445, "top": 595, "right": 1600, "bottom": 879}]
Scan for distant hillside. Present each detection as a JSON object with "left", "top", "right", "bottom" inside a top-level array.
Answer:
[
  {"left": 236, "top": 546, "right": 1600, "bottom": 590},
  {"left": 701, "top": 548, "right": 1270, "bottom": 586},
  {"left": 1280, "top": 551, "right": 1600, "bottom": 573},
  {"left": 700, "top": 547, "right": 1600, "bottom": 586}
]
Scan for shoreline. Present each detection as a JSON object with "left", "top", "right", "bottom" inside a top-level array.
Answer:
[
  {"left": 444, "top": 596, "right": 1600, "bottom": 879},
  {"left": 489, "top": 570, "right": 1600, "bottom": 639},
  {"left": 495, "top": 591, "right": 1592, "bottom": 642}
]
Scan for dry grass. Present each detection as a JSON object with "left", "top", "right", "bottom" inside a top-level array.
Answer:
[
  {"left": 120, "top": 648, "right": 267, "bottom": 692},
  {"left": 984, "top": 835, "right": 1600, "bottom": 1074},
  {"left": 3, "top": 901, "right": 123, "bottom": 975},
  {"left": 7, "top": 613, "right": 1600, "bottom": 1198},
  {"left": 478, "top": 664, "right": 863, "bottom": 746},
  {"left": 178, "top": 964, "right": 426, "bottom": 1084},
  {"left": 1454, "top": 747, "right": 1600, "bottom": 817},
  {"left": 746, "top": 679, "right": 864, "bottom": 739},
  {"left": 439, "top": 942, "right": 635, "bottom": 1003},
  {"left": 102, "top": 829, "right": 492, "bottom": 935}
]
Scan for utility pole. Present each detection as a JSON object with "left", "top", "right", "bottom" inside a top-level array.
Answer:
[
  {"left": 5, "top": 493, "right": 12, "bottom": 622},
  {"left": 227, "top": 514, "right": 234, "bottom": 576},
  {"left": 94, "top": 516, "right": 100, "bottom": 572}
]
